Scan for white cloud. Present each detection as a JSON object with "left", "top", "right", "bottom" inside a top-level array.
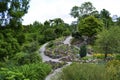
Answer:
[{"left": 22, "top": 0, "right": 120, "bottom": 25}]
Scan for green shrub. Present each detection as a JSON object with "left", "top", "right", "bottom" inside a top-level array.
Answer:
[
  {"left": 54, "top": 63, "right": 107, "bottom": 80},
  {"left": 0, "top": 68, "right": 26, "bottom": 80},
  {"left": 38, "top": 35, "right": 46, "bottom": 45},
  {"left": 47, "top": 41, "right": 54, "bottom": 48},
  {"left": 0, "top": 36, "right": 21, "bottom": 61},
  {"left": 80, "top": 45, "right": 87, "bottom": 58},
  {"left": 72, "top": 31, "right": 82, "bottom": 39},
  {"left": 0, "top": 63, "right": 51, "bottom": 80},
  {"left": 12, "top": 52, "right": 42, "bottom": 65},
  {"left": 106, "top": 60, "right": 120, "bottom": 80},
  {"left": 54, "top": 61, "right": 120, "bottom": 80},
  {"left": 17, "top": 34, "right": 26, "bottom": 45},
  {"left": 16, "top": 63, "right": 51, "bottom": 80},
  {"left": 62, "top": 29, "right": 71, "bottom": 36},
  {"left": 115, "top": 54, "right": 120, "bottom": 60},
  {"left": 22, "top": 41, "right": 39, "bottom": 53},
  {"left": 54, "top": 63, "right": 117, "bottom": 80}
]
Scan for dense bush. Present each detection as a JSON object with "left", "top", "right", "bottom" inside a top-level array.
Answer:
[
  {"left": 106, "top": 60, "right": 120, "bottom": 80},
  {"left": 53, "top": 60, "right": 120, "bottom": 80},
  {"left": 62, "top": 29, "right": 71, "bottom": 36},
  {"left": 0, "top": 29, "right": 21, "bottom": 61},
  {"left": 22, "top": 41, "right": 39, "bottom": 53},
  {"left": 53, "top": 63, "right": 107, "bottom": 80},
  {"left": 72, "top": 31, "right": 82, "bottom": 39},
  {"left": 115, "top": 54, "right": 120, "bottom": 60},
  {"left": 0, "top": 63, "right": 51, "bottom": 80},
  {"left": 54, "top": 62, "right": 120, "bottom": 80},
  {"left": 80, "top": 45, "right": 87, "bottom": 58},
  {"left": 12, "top": 52, "right": 42, "bottom": 65}
]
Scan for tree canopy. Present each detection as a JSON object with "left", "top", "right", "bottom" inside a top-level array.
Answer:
[
  {"left": 100, "top": 9, "right": 113, "bottom": 29},
  {"left": 0, "top": 0, "right": 30, "bottom": 27},
  {"left": 78, "top": 16, "right": 103, "bottom": 37},
  {"left": 70, "top": 2, "right": 97, "bottom": 19},
  {"left": 95, "top": 26, "right": 120, "bottom": 58}
]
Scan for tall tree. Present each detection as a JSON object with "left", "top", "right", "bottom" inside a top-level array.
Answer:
[
  {"left": 70, "top": 6, "right": 79, "bottom": 18},
  {"left": 100, "top": 9, "right": 113, "bottom": 29},
  {"left": 49, "top": 18, "right": 64, "bottom": 27},
  {"left": 95, "top": 26, "right": 120, "bottom": 58},
  {"left": 0, "top": 0, "right": 30, "bottom": 27},
  {"left": 70, "top": 2, "right": 97, "bottom": 20}
]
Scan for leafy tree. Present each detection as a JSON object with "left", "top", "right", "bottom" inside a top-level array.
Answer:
[
  {"left": 70, "top": 6, "right": 79, "bottom": 18},
  {"left": 116, "top": 17, "right": 120, "bottom": 26},
  {"left": 50, "top": 18, "right": 64, "bottom": 27},
  {"left": 44, "top": 20, "right": 50, "bottom": 28},
  {"left": 78, "top": 16, "right": 103, "bottom": 37},
  {"left": 0, "top": 0, "right": 30, "bottom": 27},
  {"left": 100, "top": 9, "right": 113, "bottom": 29},
  {"left": 70, "top": 2, "right": 97, "bottom": 19},
  {"left": 94, "top": 26, "right": 120, "bottom": 58},
  {"left": 44, "top": 28, "right": 56, "bottom": 41}
]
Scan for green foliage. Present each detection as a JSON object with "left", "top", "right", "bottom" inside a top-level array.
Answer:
[
  {"left": 116, "top": 17, "right": 120, "bottom": 26},
  {"left": 16, "top": 63, "right": 51, "bottom": 80},
  {"left": 0, "top": 29, "right": 21, "bottom": 61},
  {"left": 72, "top": 31, "right": 82, "bottom": 39},
  {"left": 0, "top": 68, "right": 26, "bottom": 80},
  {"left": 22, "top": 41, "right": 39, "bottom": 53},
  {"left": 44, "top": 28, "right": 56, "bottom": 41},
  {"left": 78, "top": 16, "right": 103, "bottom": 37},
  {"left": 79, "top": 45, "right": 87, "bottom": 58},
  {"left": 0, "top": 0, "right": 30, "bottom": 26},
  {"left": 62, "top": 29, "right": 71, "bottom": 36},
  {"left": 17, "top": 34, "right": 26, "bottom": 45},
  {"left": 38, "top": 35, "right": 45, "bottom": 45},
  {"left": 12, "top": 52, "right": 42, "bottom": 65},
  {"left": 0, "top": 63, "right": 51, "bottom": 80},
  {"left": 47, "top": 41, "right": 54, "bottom": 48},
  {"left": 70, "top": 2, "right": 97, "bottom": 19},
  {"left": 54, "top": 62, "right": 120, "bottom": 80},
  {"left": 54, "top": 63, "right": 108, "bottom": 80},
  {"left": 106, "top": 60, "right": 120, "bottom": 80},
  {"left": 115, "top": 54, "right": 120, "bottom": 60},
  {"left": 94, "top": 26, "right": 120, "bottom": 58},
  {"left": 70, "top": 6, "right": 79, "bottom": 18},
  {"left": 100, "top": 9, "right": 113, "bottom": 29}
]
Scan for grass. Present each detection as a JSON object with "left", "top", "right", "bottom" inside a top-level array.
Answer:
[{"left": 53, "top": 61, "right": 120, "bottom": 80}]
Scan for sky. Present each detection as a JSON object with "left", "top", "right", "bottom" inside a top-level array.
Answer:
[{"left": 22, "top": 0, "right": 120, "bottom": 25}]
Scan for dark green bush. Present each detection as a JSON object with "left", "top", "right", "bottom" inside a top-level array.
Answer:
[
  {"left": 38, "top": 35, "right": 46, "bottom": 45},
  {"left": 22, "top": 41, "right": 39, "bottom": 53},
  {"left": 0, "top": 37, "right": 21, "bottom": 61},
  {"left": 72, "top": 31, "right": 81, "bottom": 39},
  {"left": 80, "top": 45, "right": 87, "bottom": 58},
  {"left": 62, "top": 29, "right": 71, "bottom": 36},
  {"left": 17, "top": 34, "right": 26, "bottom": 45},
  {"left": 12, "top": 52, "right": 42, "bottom": 65},
  {"left": 115, "top": 54, "right": 120, "bottom": 60}
]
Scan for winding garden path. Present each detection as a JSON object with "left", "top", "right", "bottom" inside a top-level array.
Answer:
[{"left": 39, "top": 36, "right": 72, "bottom": 80}]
